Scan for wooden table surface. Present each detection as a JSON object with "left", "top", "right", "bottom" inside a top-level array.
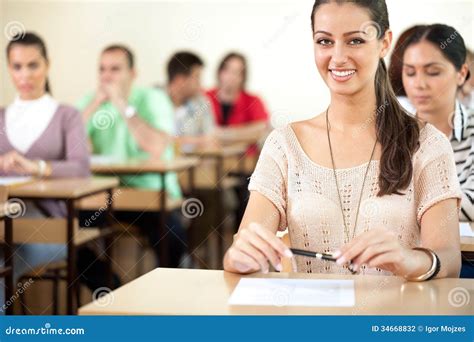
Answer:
[
  {"left": 91, "top": 157, "right": 200, "bottom": 174},
  {"left": 79, "top": 268, "right": 474, "bottom": 315},
  {"left": 182, "top": 144, "right": 248, "bottom": 158},
  {"left": 8, "top": 177, "right": 119, "bottom": 199}
]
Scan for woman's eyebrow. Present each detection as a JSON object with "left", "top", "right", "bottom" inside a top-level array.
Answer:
[{"left": 314, "top": 30, "right": 366, "bottom": 36}]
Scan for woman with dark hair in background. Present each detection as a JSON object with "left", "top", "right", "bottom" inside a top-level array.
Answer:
[
  {"left": 206, "top": 52, "right": 269, "bottom": 146},
  {"left": 0, "top": 33, "right": 116, "bottom": 311},
  {"left": 400, "top": 24, "right": 473, "bottom": 277},
  {"left": 224, "top": 0, "right": 461, "bottom": 281}
]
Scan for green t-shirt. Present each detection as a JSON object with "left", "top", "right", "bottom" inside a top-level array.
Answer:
[{"left": 77, "top": 87, "right": 182, "bottom": 199}]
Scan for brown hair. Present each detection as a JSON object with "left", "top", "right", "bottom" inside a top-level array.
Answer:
[
  {"left": 311, "top": 0, "right": 420, "bottom": 196},
  {"left": 102, "top": 44, "right": 134, "bottom": 69},
  {"left": 6, "top": 32, "right": 52, "bottom": 94},
  {"left": 217, "top": 52, "right": 247, "bottom": 90}
]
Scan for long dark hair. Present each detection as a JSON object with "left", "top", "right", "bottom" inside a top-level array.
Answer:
[
  {"left": 6, "top": 32, "right": 51, "bottom": 94},
  {"left": 402, "top": 24, "right": 470, "bottom": 88},
  {"left": 311, "top": 0, "right": 420, "bottom": 196}
]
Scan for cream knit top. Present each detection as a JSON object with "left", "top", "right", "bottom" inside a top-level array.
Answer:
[{"left": 248, "top": 123, "right": 462, "bottom": 275}]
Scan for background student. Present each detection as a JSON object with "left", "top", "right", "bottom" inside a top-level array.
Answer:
[
  {"left": 77, "top": 45, "right": 187, "bottom": 268},
  {"left": 400, "top": 24, "right": 473, "bottom": 277}
]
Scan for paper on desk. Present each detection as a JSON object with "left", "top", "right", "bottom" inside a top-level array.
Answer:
[
  {"left": 0, "top": 176, "right": 32, "bottom": 186},
  {"left": 228, "top": 278, "right": 355, "bottom": 307},
  {"left": 90, "top": 155, "right": 123, "bottom": 165},
  {"left": 460, "top": 222, "right": 474, "bottom": 237}
]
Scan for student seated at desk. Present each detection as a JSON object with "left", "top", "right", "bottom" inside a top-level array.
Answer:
[
  {"left": 164, "top": 51, "right": 216, "bottom": 148},
  {"left": 399, "top": 24, "right": 473, "bottom": 277},
  {"left": 0, "top": 33, "right": 114, "bottom": 307},
  {"left": 224, "top": 0, "right": 462, "bottom": 281},
  {"left": 206, "top": 52, "right": 269, "bottom": 149},
  {"left": 77, "top": 44, "right": 186, "bottom": 267}
]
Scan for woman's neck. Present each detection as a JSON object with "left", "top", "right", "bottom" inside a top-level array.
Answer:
[
  {"left": 218, "top": 86, "right": 240, "bottom": 103},
  {"left": 18, "top": 91, "right": 46, "bottom": 102},
  {"left": 417, "top": 100, "right": 456, "bottom": 137},
  {"left": 328, "top": 88, "right": 378, "bottom": 133}
]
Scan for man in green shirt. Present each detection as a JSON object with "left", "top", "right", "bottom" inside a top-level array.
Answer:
[{"left": 78, "top": 45, "right": 186, "bottom": 267}]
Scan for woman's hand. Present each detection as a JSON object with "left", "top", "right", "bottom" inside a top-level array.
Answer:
[
  {"left": 0, "top": 150, "right": 40, "bottom": 176},
  {"left": 334, "top": 228, "right": 432, "bottom": 277},
  {"left": 224, "top": 222, "right": 293, "bottom": 274}
]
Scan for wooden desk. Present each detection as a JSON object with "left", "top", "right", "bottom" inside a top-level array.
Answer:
[
  {"left": 90, "top": 157, "right": 200, "bottom": 267},
  {"left": 79, "top": 268, "right": 474, "bottom": 315},
  {"left": 0, "top": 202, "right": 21, "bottom": 315},
  {"left": 8, "top": 177, "right": 119, "bottom": 314}
]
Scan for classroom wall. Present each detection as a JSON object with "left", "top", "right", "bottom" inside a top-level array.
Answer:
[{"left": 0, "top": 0, "right": 472, "bottom": 125}]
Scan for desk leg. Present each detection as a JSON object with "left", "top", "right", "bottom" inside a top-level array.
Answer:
[
  {"left": 4, "top": 216, "right": 13, "bottom": 315},
  {"left": 66, "top": 199, "right": 77, "bottom": 315},
  {"left": 159, "top": 172, "right": 169, "bottom": 267},
  {"left": 216, "top": 156, "right": 225, "bottom": 268},
  {"left": 104, "top": 189, "right": 114, "bottom": 288}
]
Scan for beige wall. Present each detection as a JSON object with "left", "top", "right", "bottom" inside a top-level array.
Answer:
[{"left": 0, "top": 0, "right": 472, "bottom": 123}]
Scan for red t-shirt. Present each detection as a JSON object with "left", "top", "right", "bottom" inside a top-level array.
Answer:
[{"left": 205, "top": 88, "right": 269, "bottom": 126}]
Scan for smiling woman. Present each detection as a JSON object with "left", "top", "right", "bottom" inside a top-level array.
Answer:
[{"left": 224, "top": 0, "right": 462, "bottom": 281}]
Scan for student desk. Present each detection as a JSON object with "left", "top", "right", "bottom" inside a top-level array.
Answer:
[
  {"left": 89, "top": 157, "right": 200, "bottom": 267},
  {"left": 8, "top": 177, "right": 119, "bottom": 314},
  {"left": 182, "top": 144, "right": 249, "bottom": 263},
  {"left": 79, "top": 268, "right": 473, "bottom": 315},
  {"left": 0, "top": 202, "right": 21, "bottom": 315}
]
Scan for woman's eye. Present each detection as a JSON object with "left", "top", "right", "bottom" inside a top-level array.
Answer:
[
  {"left": 427, "top": 70, "right": 441, "bottom": 76},
  {"left": 349, "top": 38, "right": 365, "bottom": 45},
  {"left": 316, "top": 39, "right": 332, "bottom": 46},
  {"left": 404, "top": 70, "right": 415, "bottom": 77}
]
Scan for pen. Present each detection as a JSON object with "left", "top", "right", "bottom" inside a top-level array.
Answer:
[{"left": 290, "top": 248, "right": 357, "bottom": 274}]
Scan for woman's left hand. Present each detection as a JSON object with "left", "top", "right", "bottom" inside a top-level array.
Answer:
[
  {"left": 334, "top": 229, "right": 419, "bottom": 276},
  {"left": 0, "top": 150, "right": 39, "bottom": 176}
]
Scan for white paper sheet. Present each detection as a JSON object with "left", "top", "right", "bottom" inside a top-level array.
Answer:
[
  {"left": 90, "top": 155, "right": 123, "bottom": 165},
  {"left": 0, "top": 176, "right": 32, "bottom": 186},
  {"left": 460, "top": 222, "right": 474, "bottom": 237},
  {"left": 228, "top": 278, "right": 355, "bottom": 307}
]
